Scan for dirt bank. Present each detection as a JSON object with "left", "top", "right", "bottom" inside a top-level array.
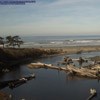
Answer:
[{"left": 0, "top": 46, "right": 100, "bottom": 67}]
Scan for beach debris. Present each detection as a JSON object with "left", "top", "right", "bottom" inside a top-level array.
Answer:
[
  {"left": 58, "top": 57, "right": 88, "bottom": 66},
  {"left": 57, "top": 56, "right": 73, "bottom": 66},
  {"left": 77, "top": 57, "right": 88, "bottom": 66},
  {"left": 87, "top": 88, "right": 97, "bottom": 100},
  {"left": 8, "top": 74, "right": 35, "bottom": 89},
  {"left": 0, "top": 74, "right": 35, "bottom": 89},
  {"left": 28, "top": 62, "right": 52, "bottom": 69},
  {"left": 90, "top": 88, "right": 96, "bottom": 95},
  {"left": 63, "top": 56, "right": 73, "bottom": 64},
  {"left": 28, "top": 62, "right": 100, "bottom": 79}
]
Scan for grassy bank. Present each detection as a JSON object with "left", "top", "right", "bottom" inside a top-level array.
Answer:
[
  {"left": 0, "top": 48, "right": 61, "bottom": 59},
  {"left": 0, "top": 46, "right": 100, "bottom": 60},
  {"left": 0, "top": 48, "right": 61, "bottom": 68}
]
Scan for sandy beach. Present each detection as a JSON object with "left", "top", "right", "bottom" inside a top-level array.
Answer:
[
  {"left": 1, "top": 45, "right": 100, "bottom": 58},
  {"left": 39, "top": 45, "right": 100, "bottom": 54}
]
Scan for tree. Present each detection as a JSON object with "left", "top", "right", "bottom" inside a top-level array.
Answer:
[
  {"left": 13, "top": 36, "right": 23, "bottom": 48},
  {"left": 6, "top": 36, "right": 14, "bottom": 48},
  {"left": 6, "top": 35, "right": 23, "bottom": 48},
  {"left": 0, "top": 37, "right": 4, "bottom": 48}
]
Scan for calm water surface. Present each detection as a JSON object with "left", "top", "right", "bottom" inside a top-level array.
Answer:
[{"left": 1, "top": 52, "right": 100, "bottom": 100}]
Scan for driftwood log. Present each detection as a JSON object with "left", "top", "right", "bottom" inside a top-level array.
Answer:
[
  {"left": 28, "top": 62, "right": 100, "bottom": 79},
  {"left": 87, "top": 89, "right": 97, "bottom": 100},
  {"left": 87, "top": 93, "right": 96, "bottom": 100},
  {"left": 0, "top": 74, "right": 35, "bottom": 89},
  {"left": 58, "top": 58, "right": 88, "bottom": 66}
]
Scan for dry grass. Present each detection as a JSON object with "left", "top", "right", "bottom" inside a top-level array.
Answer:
[
  {"left": 0, "top": 45, "right": 100, "bottom": 60},
  {"left": 0, "top": 48, "right": 61, "bottom": 60}
]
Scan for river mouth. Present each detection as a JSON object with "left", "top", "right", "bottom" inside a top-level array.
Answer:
[{"left": 1, "top": 51, "right": 100, "bottom": 100}]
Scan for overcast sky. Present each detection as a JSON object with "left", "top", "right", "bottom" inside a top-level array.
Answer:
[{"left": 0, "top": 0, "right": 100, "bottom": 36}]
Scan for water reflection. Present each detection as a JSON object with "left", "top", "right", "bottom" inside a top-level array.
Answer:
[{"left": 1, "top": 67, "right": 100, "bottom": 100}]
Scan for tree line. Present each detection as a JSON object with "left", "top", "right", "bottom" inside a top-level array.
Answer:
[{"left": 0, "top": 35, "right": 23, "bottom": 48}]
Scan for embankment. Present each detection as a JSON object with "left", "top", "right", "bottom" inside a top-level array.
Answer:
[
  {"left": 0, "top": 45, "right": 100, "bottom": 68},
  {"left": 0, "top": 48, "right": 61, "bottom": 68}
]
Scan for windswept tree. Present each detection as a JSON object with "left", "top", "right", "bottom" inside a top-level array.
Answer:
[
  {"left": 0, "top": 37, "right": 4, "bottom": 48},
  {"left": 6, "top": 35, "right": 23, "bottom": 48},
  {"left": 13, "top": 36, "right": 23, "bottom": 48},
  {"left": 6, "top": 36, "right": 14, "bottom": 47}
]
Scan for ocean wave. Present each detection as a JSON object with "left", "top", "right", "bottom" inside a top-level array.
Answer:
[
  {"left": 74, "top": 40, "right": 92, "bottom": 43},
  {"left": 50, "top": 41, "right": 63, "bottom": 44},
  {"left": 21, "top": 37, "right": 100, "bottom": 48}
]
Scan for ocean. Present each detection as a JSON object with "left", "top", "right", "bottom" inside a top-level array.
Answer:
[{"left": 21, "top": 35, "right": 100, "bottom": 48}]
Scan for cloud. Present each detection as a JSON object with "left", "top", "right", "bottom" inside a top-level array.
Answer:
[{"left": 0, "top": 0, "right": 100, "bottom": 35}]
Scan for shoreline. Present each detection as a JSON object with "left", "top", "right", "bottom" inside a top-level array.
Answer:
[
  {"left": 1, "top": 45, "right": 100, "bottom": 57},
  {"left": 39, "top": 45, "right": 100, "bottom": 54},
  {"left": 0, "top": 45, "right": 100, "bottom": 68}
]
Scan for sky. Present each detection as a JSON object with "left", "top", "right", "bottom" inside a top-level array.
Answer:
[{"left": 0, "top": 0, "right": 100, "bottom": 36}]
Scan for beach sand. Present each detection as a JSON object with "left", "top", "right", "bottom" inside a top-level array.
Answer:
[
  {"left": 1, "top": 45, "right": 100, "bottom": 57},
  {"left": 39, "top": 45, "right": 100, "bottom": 54}
]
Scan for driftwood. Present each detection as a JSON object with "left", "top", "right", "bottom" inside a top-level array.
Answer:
[
  {"left": 0, "top": 74, "right": 35, "bottom": 89},
  {"left": 58, "top": 58, "right": 88, "bottom": 66},
  {"left": 28, "top": 62, "right": 100, "bottom": 79},
  {"left": 87, "top": 89, "right": 97, "bottom": 100},
  {"left": 87, "top": 93, "right": 96, "bottom": 100}
]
